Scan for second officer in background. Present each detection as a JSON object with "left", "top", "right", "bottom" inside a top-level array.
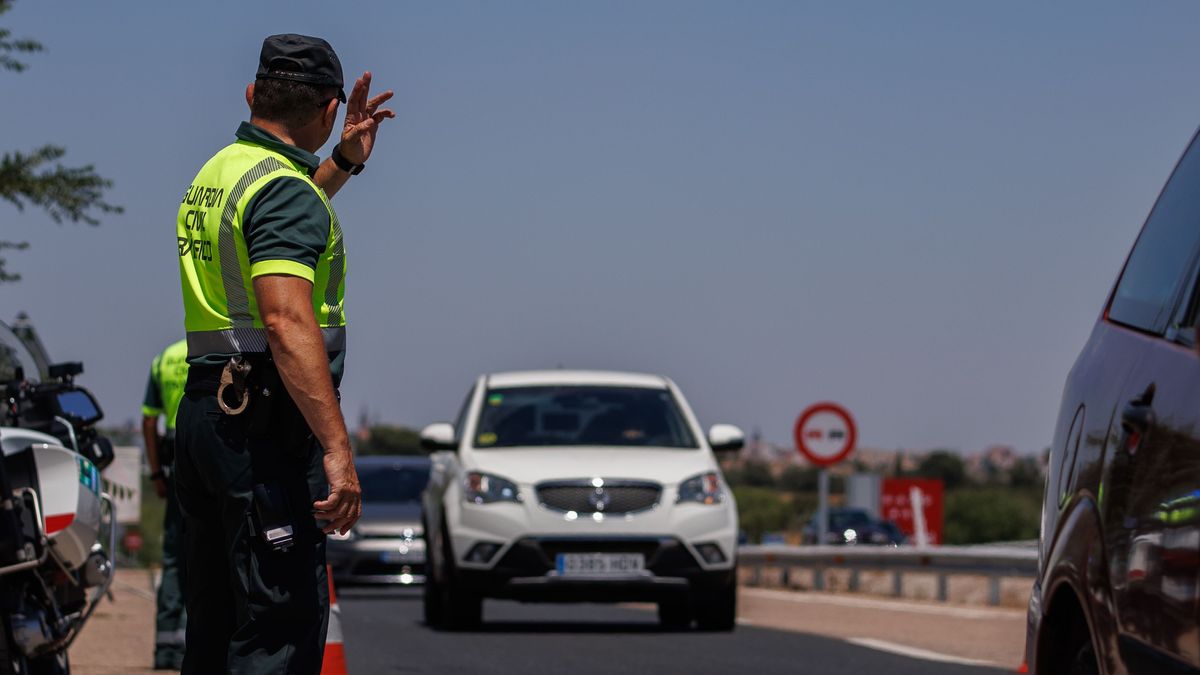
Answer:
[{"left": 140, "top": 338, "right": 188, "bottom": 670}]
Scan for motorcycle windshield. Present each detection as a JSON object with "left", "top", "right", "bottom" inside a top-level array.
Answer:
[{"left": 0, "top": 321, "right": 39, "bottom": 384}]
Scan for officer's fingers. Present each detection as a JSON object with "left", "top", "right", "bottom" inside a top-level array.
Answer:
[
  {"left": 347, "top": 119, "right": 378, "bottom": 139},
  {"left": 365, "top": 90, "right": 393, "bottom": 113},
  {"left": 327, "top": 511, "right": 355, "bottom": 535},
  {"left": 318, "top": 502, "right": 353, "bottom": 532},
  {"left": 313, "top": 492, "right": 342, "bottom": 514},
  {"left": 349, "top": 72, "right": 370, "bottom": 112}
]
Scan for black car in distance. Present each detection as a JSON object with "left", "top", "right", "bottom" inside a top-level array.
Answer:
[
  {"left": 327, "top": 456, "right": 432, "bottom": 585},
  {"left": 801, "top": 508, "right": 907, "bottom": 546}
]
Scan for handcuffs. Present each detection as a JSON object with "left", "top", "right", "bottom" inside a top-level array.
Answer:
[{"left": 217, "top": 356, "right": 253, "bottom": 415}]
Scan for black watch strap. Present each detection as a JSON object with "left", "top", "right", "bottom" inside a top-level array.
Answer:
[{"left": 331, "top": 144, "right": 365, "bottom": 175}]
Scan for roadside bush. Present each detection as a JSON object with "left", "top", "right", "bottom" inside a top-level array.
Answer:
[
  {"left": 732, "top": 486, "right": 794, "bottom": 544},
  {"left": 943, "top": 487, "right": 1040, "bottom": 545},
  {"left": 778, "top": 465, "right": 818, "bottom": 493}
]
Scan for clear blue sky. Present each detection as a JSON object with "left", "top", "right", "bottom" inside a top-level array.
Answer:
[{"left": 3, "top": 1, "right": 1199, "bottom": 455}]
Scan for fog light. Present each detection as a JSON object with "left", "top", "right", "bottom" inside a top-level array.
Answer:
[
  {"left": 465, "top": 542, "right": 501, "bottom": 563},
  {"left": 695, "top": 542, "right": 726, "bottom": 564}
]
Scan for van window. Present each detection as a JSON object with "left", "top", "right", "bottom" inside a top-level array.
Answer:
[{"left": 1109, "top": 133, "right": 1200, "bottom": 334}]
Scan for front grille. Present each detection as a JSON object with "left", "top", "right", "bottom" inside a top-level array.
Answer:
[{"left": 536, "top": 480, "right": 661, "bottom": 514}]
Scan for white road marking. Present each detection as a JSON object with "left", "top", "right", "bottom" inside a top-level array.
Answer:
[
  {"left": 740, "top": 587, "right": 1024, "bottom": 620},
  {"left": 847, "top": 637, "right": 1000, "bottom": 668}
]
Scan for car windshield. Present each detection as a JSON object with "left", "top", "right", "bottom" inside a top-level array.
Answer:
[
  {"left": 0, "top": 321, "right": 38, "bottom": 384},
  {"left": 357, "top": 464, "right": 430, "bottom": 503},
  {"left": 473, "top": 386, "right": 698, "bottom": 449}
]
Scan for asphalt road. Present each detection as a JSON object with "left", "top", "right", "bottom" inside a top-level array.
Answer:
[{"left": 338, "top": 587, "right": 1012, "bottom": 675}]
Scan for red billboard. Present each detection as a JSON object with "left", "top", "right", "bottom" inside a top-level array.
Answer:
[{"left": 881, "top": 478, "right": 944, "bottom": 546}]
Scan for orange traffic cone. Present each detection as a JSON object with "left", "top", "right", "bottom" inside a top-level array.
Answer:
[{"left": 322, "top": 565, "right": 348, "bottom": 675}]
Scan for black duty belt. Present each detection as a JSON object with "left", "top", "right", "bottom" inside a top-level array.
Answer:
[{"left": 185, "top": 358, "right": 275, "bottom": 395}]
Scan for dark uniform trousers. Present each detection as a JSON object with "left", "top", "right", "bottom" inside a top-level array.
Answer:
[
  {"left": 155, "top": 440, "right": 187, "bottom": 670},
  {"left": 175, "top": 379, "right": 330, "bottom": 675}
]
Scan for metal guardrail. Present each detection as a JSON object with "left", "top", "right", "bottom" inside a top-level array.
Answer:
[{"left": 737, "top": 544, "right": 1039, "bottom": 606}]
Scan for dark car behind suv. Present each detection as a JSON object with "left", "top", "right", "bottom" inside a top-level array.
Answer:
[
  {"left": 1027, "top": 129, "right": 1200, "bottom": 674},
  {"left": 801, "top": 508, "right": 907, "bottom": 546}
]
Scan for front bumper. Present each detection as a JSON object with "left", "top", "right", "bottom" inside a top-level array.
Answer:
[
  {"left": 455, "top": 536, "right": 735, "bottom": 602},
  {"left": 328, "top": 537, "right": 426, "bottom": 585}
]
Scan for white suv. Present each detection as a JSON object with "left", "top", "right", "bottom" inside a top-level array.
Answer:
[{"left": 420, "top": 370, "right": 743, "bottom": 631}]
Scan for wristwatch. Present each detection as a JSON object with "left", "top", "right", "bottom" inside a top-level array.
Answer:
[{"left": 330, "top": 144, "right": 365, "bottom": 175}]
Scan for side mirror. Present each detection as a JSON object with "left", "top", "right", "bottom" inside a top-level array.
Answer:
[
  {"left": 420, "top": 422, "right": 457, "bottom": 452},
  {"left": 85, "top": 436, "right": 115, "bottom": 471},
  {"left": 708, "top": 424, "right": 745, "bottom": 454}
]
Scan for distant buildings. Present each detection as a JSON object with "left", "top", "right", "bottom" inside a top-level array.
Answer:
[{"left": 727, "top": 438, "right": 1046, "bottom": 482}]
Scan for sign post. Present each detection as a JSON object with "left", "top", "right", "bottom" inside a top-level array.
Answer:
[{"left": 794, "top": 402, "right": 857, "bottom": 546}]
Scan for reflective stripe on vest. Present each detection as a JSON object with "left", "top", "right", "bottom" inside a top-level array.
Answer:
[
  {"left": 186, "top": 326, "right": 347, "bottom": 355},
  {"left": 178, "top": 141, "right": 346, "bottom": 358}
]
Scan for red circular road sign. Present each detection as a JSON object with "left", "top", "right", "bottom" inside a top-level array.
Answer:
[{"left": 794, "top": 402, "right": 857, "bottom": 467}]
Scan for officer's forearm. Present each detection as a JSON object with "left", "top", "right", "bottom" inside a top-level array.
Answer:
[
  {"left": 254, "top": 275, "right": 352, "bottom": 455},
  {"left": 313, "top": 159, "right": 351, "bottom": 199},
  {"left": 142, "top": 417, "right": 161, "bottom": 473}
]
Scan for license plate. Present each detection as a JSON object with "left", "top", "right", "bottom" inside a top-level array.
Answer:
[{"left": 555, "top": 553, "right": 645, "bottom": 576}]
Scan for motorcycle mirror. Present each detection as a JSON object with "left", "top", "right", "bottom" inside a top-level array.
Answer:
[{"left": 85, "top": 436, "right": 115, "bottom": 472}]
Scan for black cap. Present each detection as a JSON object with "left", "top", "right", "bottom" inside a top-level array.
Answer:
[{"left": 256, "top": 34, "right": 346, "bottom": 103}]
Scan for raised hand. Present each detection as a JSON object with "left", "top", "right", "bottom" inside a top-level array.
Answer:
[{"left": 339, "top": 71, "right": 395, "bottom": 165}]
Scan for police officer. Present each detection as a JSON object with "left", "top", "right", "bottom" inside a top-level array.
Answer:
[
  {"left": 141, "top": 338, "right": 189, "bottom": 670},
  {"left": 173, "top": 34, "right": 393, "bottom": 674}
]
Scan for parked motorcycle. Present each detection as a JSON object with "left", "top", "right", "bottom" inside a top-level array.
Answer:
[{"left": 0, "top": 320, "right": 115, "bottom": 674}]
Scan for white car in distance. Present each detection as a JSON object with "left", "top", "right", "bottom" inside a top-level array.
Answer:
[{"left": 420, "top": 370, "right": 743, "bottom": 631}]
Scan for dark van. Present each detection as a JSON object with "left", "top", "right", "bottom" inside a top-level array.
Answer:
[{"left": 1027, "top": 131, "right": 1200, "bottom": 674}]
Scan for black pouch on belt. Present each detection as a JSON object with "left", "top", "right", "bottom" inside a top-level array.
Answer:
[{"left": 246, "top": 361, "right": 282, "bottom": 438}]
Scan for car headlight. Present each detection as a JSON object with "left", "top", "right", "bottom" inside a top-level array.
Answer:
[
  {"left": 677, "top": 472, "right": 724, "bottom": 505},
  {"left": 463, "top": 472, "right": 521, "bottom": 504}
]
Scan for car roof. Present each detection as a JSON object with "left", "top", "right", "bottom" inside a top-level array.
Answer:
[
  {"left": 485, "top": 369, "right": 670, "bottom": 389},
  {"left": 354, "top": 455, "right": 431, "bottom": 468}
]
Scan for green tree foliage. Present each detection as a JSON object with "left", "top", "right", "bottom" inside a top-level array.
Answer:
[
  {"left": 778, "top": 465, "right": 818, "bottom": 493},
  {"left": 724, "top": 460, "right": 775, "bottom": 488},
  {"left": 942, "top": 487, "right": 1041, "bottom": 545},
  {"left": 0, "top": 0, "right": 40, "bottom": 72},
  {"left": 732, "top": 486, "right": 794, "bottom": 544},
  {"left": 0, "top": 1, "right": 121, "bottom": 282},
  {"left": 356, "top": 424, "right": 423, "bottom": 456},
  {"left": 1009, "top": 456, "right": 1044, "bottom": 489},
  {"left": 916, "top": 450, "right": 968, "bottom": 489}
]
